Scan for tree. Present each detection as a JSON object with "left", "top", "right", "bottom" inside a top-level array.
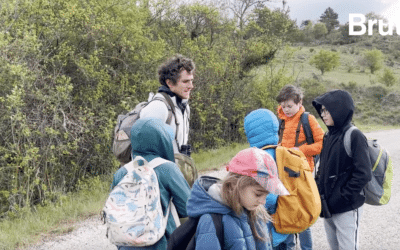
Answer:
[
  {"left": 300, "top": 20, "right": 312, "bottom": 29},
  {"left": 309, "top": 49, "right": 340, "bottom": 75},
  {"left": 313, "top": 23, "right": 328, "bottom": 39},
  {"left": 319, "top": 7, "right": 339, "bottom": 33},
  {"left": 225, "top": 0, "right": 273, "bottom": 31},
  {"left": 364, "top": 49, "right": 384, "bottom": 74}
]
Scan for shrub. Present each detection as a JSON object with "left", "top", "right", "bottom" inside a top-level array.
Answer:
[
  {"left": 380, "top": 68, "right": 397, "bottom": 87},
  {"left": 309, "top": 49, "right": 340, "bottom": 75},
  {"left": 364, "top": 49, "right": 384, "bottom": 74}
]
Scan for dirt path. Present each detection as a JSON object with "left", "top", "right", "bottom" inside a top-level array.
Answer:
[{"left": 25, "top": 129, "right": 400, "bottom": 250}]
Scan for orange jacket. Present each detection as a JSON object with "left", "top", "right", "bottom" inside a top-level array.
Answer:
[{"left": 277, "top": 105, "right": 325, "bottom": 172}]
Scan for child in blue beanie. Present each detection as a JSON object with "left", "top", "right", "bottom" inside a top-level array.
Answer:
[{"left": 244, "top": 109, "right": 290, "bottom": 249}]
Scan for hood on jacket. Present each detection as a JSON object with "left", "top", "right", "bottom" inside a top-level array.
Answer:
[
  {"left": 244, "top": 109, "right": 279, "bottom": 159},
  {"left": 312, "top": 89, "right": 354, "bottom": 131},
  {"left": 130, "top": 117, "right": 175, "bottom": 162},
  {"left": 186, "top": 176, "right": 232, "bottom": 218}
]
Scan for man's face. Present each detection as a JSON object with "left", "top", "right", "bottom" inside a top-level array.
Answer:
[{"left": 167, "top": 70, "right": 194, "bottom": 100}]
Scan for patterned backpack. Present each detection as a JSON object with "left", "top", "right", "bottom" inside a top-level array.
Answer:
[{"left": 102, "top": 156, "right": 180, "bottom": 246}]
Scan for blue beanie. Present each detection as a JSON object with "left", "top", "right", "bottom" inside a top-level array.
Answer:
[{"left": 244, "top": 109, "right": 279, "bottom": 148}]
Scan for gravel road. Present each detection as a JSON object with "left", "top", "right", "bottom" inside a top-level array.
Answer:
[{"left": 25, "top": 129, "right": 400, "bottom": 250}]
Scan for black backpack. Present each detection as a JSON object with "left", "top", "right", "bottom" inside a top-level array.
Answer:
[{"left": 167, "top": 213, "right": 224, "bottom": 250}]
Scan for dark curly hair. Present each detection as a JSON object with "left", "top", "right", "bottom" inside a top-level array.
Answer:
[
  {"left": 276, "top": 84, "right": 304, "bottom": 104},
  {"left": 158, "top": 54, "right": 195, "bottom": 87}
]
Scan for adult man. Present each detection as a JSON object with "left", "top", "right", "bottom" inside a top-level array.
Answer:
[
  {"left": 140, "top": 54, "right": 195, "bottom": 155},
  {"left": 312, "top": 89, "right": 371, "bottom": 250}
]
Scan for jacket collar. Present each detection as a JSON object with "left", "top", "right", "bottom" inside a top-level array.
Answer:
[{"left": 158, "top": 85, "right": 187, "bottom": 113}]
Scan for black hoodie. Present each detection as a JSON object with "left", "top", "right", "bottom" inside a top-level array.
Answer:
[{"left": 312, "top": 90, "right": 371, "bottom": 215}]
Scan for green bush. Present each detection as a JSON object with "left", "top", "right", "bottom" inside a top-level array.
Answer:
[
  {"left": 0, "top": 0, "right": 295, "bottom": 216},
  {"left": 380, "top": 68, "right": 397, "bottom": 87},
  {"left": 309, "top": 49, "right": 341, "bottom": 75},
  {"left": 364, "top": 49, "right": 384, "bottom": 74}
]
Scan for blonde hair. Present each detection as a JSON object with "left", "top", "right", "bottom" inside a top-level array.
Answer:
[{"left": 221, "top": 172, "right": 272, "bottom": 241}]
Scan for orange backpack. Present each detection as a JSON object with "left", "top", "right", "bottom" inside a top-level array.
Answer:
[{"left": 263, "top": 145, "right": 321, "bottom": 234}]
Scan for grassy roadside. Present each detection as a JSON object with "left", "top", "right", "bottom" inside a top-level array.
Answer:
[{"left": 1, "top": 123, "right": 398, "bottom": 249}]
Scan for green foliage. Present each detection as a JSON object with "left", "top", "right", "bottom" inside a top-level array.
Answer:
[
  {"left": 0, "top": 0, "right": 295, "bottom": 217},
  {"left": 380, "top": 68, "right": 397, "bottom": 87},
  {"left": 0, "top": 0, "right": 162, "bottom": 217},
  {"left": 319, "top": 7, "right": 339, "bottom": 33},
  {"left": 313, "top": 23, "right": 328, "bottom": 39},
  {"left": 250, "top": 46, "right": 295, "bottom": 111},
  {"left": 309, "top": 49, "right": 340, "bottom": 75},
  {"left": 364, "top": 49, "right": 384, "bottom": 74},
  {"left": 300, "top": 78, "right": 327, "bottom": 117}
]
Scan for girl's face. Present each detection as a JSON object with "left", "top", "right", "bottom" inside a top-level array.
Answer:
[
  {"left": 239, "top": 185, "right": 269, "bottom": 211},
  {"left": 280, "top": 99, "right": 302, "bottom": 118}
]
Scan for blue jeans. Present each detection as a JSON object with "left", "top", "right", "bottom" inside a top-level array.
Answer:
[{"left": 285, "top": 227, "right": 313, "bottom": 250}]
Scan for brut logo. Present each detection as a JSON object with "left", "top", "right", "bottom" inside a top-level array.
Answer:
[{"left": 349, "top": 14, "right": 399, "bottom": 36}]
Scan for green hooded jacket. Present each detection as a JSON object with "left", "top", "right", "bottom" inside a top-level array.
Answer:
[{"left": 111, "top": 118, "right": 190, "bottom": 250}]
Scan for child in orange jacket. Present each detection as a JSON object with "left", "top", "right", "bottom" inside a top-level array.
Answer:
[
  {"left": 276, "top": 85, "right": 324, "bottom": 250},
  {"left": 276, "top": 85, "right": 324, "bottom": 172}
]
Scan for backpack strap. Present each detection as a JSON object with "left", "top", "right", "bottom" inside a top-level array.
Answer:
[
  {"left": 301, "top": 112, "right": 314, "bottom": 145},
  {"left": 187, "top": 213, "right": 224, "bottom": 250},
  {"left": 343, "top": 126, "right": 357, "bottom": 157},
  {"left": 279, "top": 112, "right": 314, "bottom": 146},
  {"left": 278, "top": 119, "right": 285, "bottom": 144},
  {"left": 158, "top": 92, "right": 181, "bottom": 150},
  {"left": 211, "top": 213, "right": 224, "bottom": 249},
  {"left": 295, "top": 112, "right": 314, "bottom": 147},
  {"left": 148, "top": 157, "right": 181, "bottom": 227},
  {"left": 152, "top": 96, "right": 174, "bottom": 125}
]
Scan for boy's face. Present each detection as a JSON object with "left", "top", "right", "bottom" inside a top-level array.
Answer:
[
  {"left": 321, "top": 105, "right": 334, "bottom": 126},
  {"left": 280, "top": 99, "right": 302, "bottom": 118}
]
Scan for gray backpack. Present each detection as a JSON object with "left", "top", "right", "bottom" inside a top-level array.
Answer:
[
  {"left": 343, "top": 126, "right": 393, "bottom": 206},
  {"left": 112, "top": 92, "right": 177, "bottom": 164}
]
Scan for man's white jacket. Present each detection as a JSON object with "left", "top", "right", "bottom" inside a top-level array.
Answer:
[{"left": 140, "top": 92, "right": 190, "bottom": 154}]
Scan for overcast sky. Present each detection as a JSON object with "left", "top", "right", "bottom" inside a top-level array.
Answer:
[{"left": 268, "top": 0, "right": 400, "bottom": 26}]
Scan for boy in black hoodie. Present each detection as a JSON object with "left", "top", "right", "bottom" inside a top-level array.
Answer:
[{"left": 312, "top": 89, "right": 371, "bottom": 250}]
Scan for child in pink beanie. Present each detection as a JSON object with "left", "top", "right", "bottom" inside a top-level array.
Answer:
[{"left": 185, "top": 147, "right": 288, "bottom": 250}]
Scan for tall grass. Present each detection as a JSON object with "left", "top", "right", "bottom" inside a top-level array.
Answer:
[
  {"left": 0, "top": 176, "right": 111, "bottom": 250},
  {"left": 192, "top": 142, "right": 250, "bottom": 173}
]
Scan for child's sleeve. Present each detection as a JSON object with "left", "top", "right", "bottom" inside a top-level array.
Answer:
[
  {"left": 265, "top": 194, "right": 279, "bottom": 214},
  {"left": 163, "top": 162, "right": 191, "bottom": 218},
  {"left": 110, "top": 167, "right": 128, "bottom": 190},
  {"left": 298, "top": 114, "right": 325, "bottom": 156}
]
